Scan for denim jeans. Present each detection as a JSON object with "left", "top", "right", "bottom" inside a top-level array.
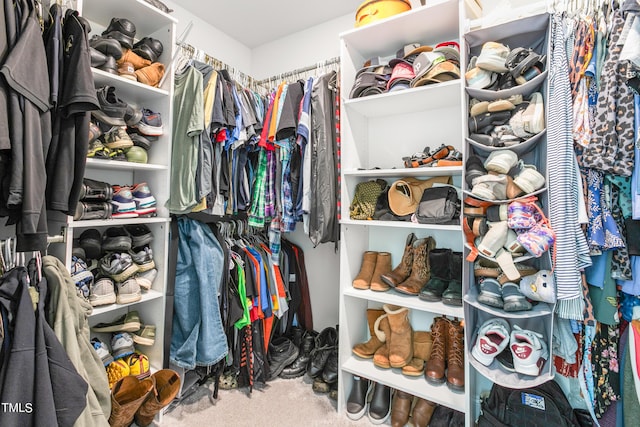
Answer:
[{"left": 170, "top": 217, "right": 228, "bottom": 369}]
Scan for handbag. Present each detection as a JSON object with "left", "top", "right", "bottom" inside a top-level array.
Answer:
[
  {"left": 414, "top": 186, "right": 460, "bottom": 224},
  {"left": 388, "top": 176, "right": 452, "bottom": 216}
]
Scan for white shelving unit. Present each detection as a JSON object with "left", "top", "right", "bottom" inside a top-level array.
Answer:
[
  {"left": 49, "top": 0, "right": 177, "bottom": 372},
  {"left": 338, "top": 0, "right": 470, "bottom": 423}
]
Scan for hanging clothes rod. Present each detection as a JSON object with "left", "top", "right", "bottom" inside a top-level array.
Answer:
[{"left": 255, "top": 57, "right": 340, "bottom": 86}]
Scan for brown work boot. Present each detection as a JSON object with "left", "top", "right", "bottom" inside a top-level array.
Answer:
[
  {"left": 391, "top": 390, "right": 413, "bottom": 427},
  {"left": 412, "top": 398, "right": 437, "bottom": 427},
  {"left": 118, "top": 48, "right": 152, "bottom": 69},
  {"left": 402, "top": 330, "right": 432, "bottom": 376},
  {"left": 446, "top": 319, "right": 465, "bottom": 392},
  {"left": 396, "top": 237, "right": 436, "bottom": 296},
  {"left": 370, "top": 252, "right": 392, "bottom": 292},
  {"left": 109, "top": 376, "right": 154, "bottom": 427},
  {"left": 384, "top": 304, "right": 413, "bottom": 368},
  {"left": 135, "top": 62, "right": 165, "bottom": 87},
  {"left": 425, "top": 317, "right": 447, "bottom": 385},
  {"left": 352, "top": 251, "right": 378, "bottom": 290},
  {"left": 373, "top": 315, "right": 392, "bottom": 369},
  {"left": 352, "top": 309, "right": 385, "bottom": 358},
  {"left": 381, "top": 232, "right": 416, "bottom": 287},
  {"left": 134, "top": 369, "right": 181, "bottom": 426}
]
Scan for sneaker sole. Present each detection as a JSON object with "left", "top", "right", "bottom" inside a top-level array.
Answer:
[
  {"left": 90, "top": 293, "right": 117, "bottom": 307},
  {"left": 135, "top": 278, "right": 153, "bottom": 291},
  {"left": 112, "top": 212, "right": 139, "bottom": 219},
  {"left": 442, "top": 296, "right": 462, "bottom": 306},
  {"left": 135, "top": 122, "right": 163, "bottom": 136},
  {"left": 132, "top": 335, "right": 155, "bottom": 346},
  {"left": 134, "top": 195, "right": 157, "bottom": 207},
  {"left": 105, "top": 140, "right": 134, "bottom": 149},
  {"left": 102, "top": 237, "right": 132, "bottom": 252},
  {"left": 92, "top": 320, "right": 141, "bottom": 333},
  {"left": 101, "top": 354, "right": 115, "bottom": 367},
  {"left": 135, "top": 207, "right": 157, "bottom": 216},
  {"left": 91, "top": 110, "right": 126, "bottom": 127},
  {"left": 111, "top": 264, "right": 140, "bottom": 283},
  {"left": 135, "top": 259, "right": 156, "bottom": 272},
  {"left": 112, "top": 346, "right": 135, "bottom": 360},
  {"left": 116, "top": 291, "right": 142, "bottom": 305}
]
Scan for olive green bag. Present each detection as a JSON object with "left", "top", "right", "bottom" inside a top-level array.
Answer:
[{"left": 350, "top": 179, "right": 387, "bottom": 220}]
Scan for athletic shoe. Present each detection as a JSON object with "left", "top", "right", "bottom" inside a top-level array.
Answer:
[
  {"left": 131, "top": 182, "right": 157, "bottom": 216},
  {"left": 92, "top": 311, "right": 141, "bottom": 333},
  {"left": 89, "top": 121, "right": 103, "bottom": 144},
  {"left": 476, "top": 42, "right": 510, "bottom": 73},
  {"left": 471, "top": 173, "right": 508, "bottom": 200},
  {"left": 513, "top": 163, "right": 546, "bottom": 195},
  {"left": 73, "top": 202, "right": 112, "bottom": 221},
  {"left": 124, "top": 105, "right": 143, "bottom": 126},
  {"left": 116, "top": 278, "right": 142, "bottom": 304},
  {"left": 111, "top": 186, "right": 138, "bottom": 218},
  {"left": 100, "top": 252, "right": 139, "bottom": 283},
  {"left": 102, "top": 17, "right": 136, "bottom": 49},
  {"left": 484, "top": 150, "right": 519, "bottom": 174},
  {"left": 92, "top": 86, "right": 127, "bottom": 126},
  {"left": 510, "top": 326, "right": 548, "bottom": 376},
  {"left": 107, "top": 358, "right": 130, "bottom": 389},
  {"left": 125, "top": 351, "right": 151, "bottom": 379},
  {"left": 128, "top": 131, "right": 154, "bottom": 151},
  {"left": 476, "top": 277, "right": 504, "bottom": 308},
  {"left": 472, "top": 318, "right": 511, "bottom": 366},
  {"left": 135, "top": 268, "right": 158, "bottom": 291},
  {"left": 90, "top": 277, "right": 117, "bottom": 307},
  {"left": 79, "top": 228, "right": 103, "bottom": 260},
  {"left": 501, "top": 282, "right": 533, "bottom": 312},
  {"left": 87, "top": 139, "right": 111, "bottom": 159},
  {"left": 132, "top": 37, "right": 164, "bottom": 62},
  {"left": 92, "top": 337, "right": 115, "bottom": 366},
  {"left": 102, "top": 226, "right": 132, "bottom": 252},
  {"left": 130, "top": 246, "right": 155, "bottom": 272},
  {"left": 133, "top": 325, "right": 156, "bottom": 346},
  {"left": 125, "top": 224, "right": 154, "bottom": 247},
  {"left": 103, "top": 126, "right": 133, "bottom": 150},
  {"left": 111, "top": 332, "right": 135, "bottom": 360},
  {"left": 109, "top": 148, "right": 127, "bottom": 162},
  {"left": 70, "top": 256, "right": 93, "bottom": 299},
  {"left": 89, "top": 35, "right": 124, "bottom": 60},
  {"left": 132, "top": 109, "right": 163, "bottom": 136}
]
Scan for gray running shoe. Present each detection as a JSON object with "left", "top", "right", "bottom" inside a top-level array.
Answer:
[
  {"left": 130, "top": 246, "right": 155, "bottom": 272},
  {"left": 135, "top": 268, "right": 157, "bottom": 291},
  {"left": 116, "top": 278, "right": 142, "bottom": 304},
  {"left": 111, "top": 332, "right": 135, "bottom": 359},
  {"left": 90, "top": 277, "right": 116, "bottom": 307},
  {"left": 100, "top": 252, "right": 139, "bottom": 282}
]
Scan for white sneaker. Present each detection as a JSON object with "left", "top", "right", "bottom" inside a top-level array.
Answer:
[
  {"left": 484, "top": 149, "right": 519, "bottom": 174},
  {"left": 476, "top": 42, "right": 510, "bottom": 73},
  {"left": 472, "top": 174, "right": 508, "bottom": 200},
  {"left": 522, "top": 92, "right": 545, "bottom": 134},
  {"left": 472, "top": 318, "right": 511, "bottom": 366},
  {"left": 510, "top": 325, "right": 548, "bottom": 376},
  {"left": 89, "top": 277, "right": 117, "bottom": 307},
  {"left": 513, "top": 163, "right": 545, "bottom": 194},
  {"left": 111, "top": 332, "right": 135, "bottom": 359}
]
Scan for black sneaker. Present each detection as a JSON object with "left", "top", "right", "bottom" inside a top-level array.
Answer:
[
  {"left": 79, "top": 178, "right": 113, "bottom": 202},
  {"left": 124, "top": 224, "right": 153, "bottom": 247},
  {"left": 128, "top": 132, "right": 153, "bottom": 150},
  {"left": 79, "top": 228, "right": 103, "bottom": 260},
  {"left": 124, "top": 105, "right": 143, "bottom": 127},
  {"left": 92, "top": 86, "right": 127, "bottom": 126},
  {"left": 89, "top": 35, "right": 123, "bottom": 60},
  {"left": 102, "top": 226, "right": 132, "bottom": 252},
  {"left": 102, "top": 17, "right": 137, "bottom": 49},
  {"left": 132, "top": 37, "right": 164, "bottom": 63}
]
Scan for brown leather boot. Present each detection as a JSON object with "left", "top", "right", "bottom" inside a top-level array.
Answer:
[
  {"left": 352, "top": 251, "right": 378, "bottom": 290},
  {"left": 109, "top": 376, "right": 154, "bottom": 427},
  {"left": 391, "top": 390, "right": 414, "bottom": 427},
  {"left": 373, "top": 315, "right": 392, "bottom": 369},
  {"left": 352, "top": 309, "right": 385, "bottom": 358},
  {"left": 402, "top": 331, "right": 432, "bottom": 376},
  {"left": 396, "top": 237, "right": 436, "bottom": 296},
  {"left": 384, "top": 304, "right": 413, "bottom": 368},
  {"left": 412, "top": 398, "right": 437, "bottom": 427},
  {"left": 424, "top": 317, "right": 447, "bottom": 385},
  {"left": 135, "top": 62, "right": 165, "bottom": 87},
  {"left": 381, "top": 233, "right": 416, "bottom": 287},
  {"left": 370, "top": 252, "right": 392, "bottom": 292},
  {"left": 134, "top": 369, "right": 181, "bottom": 426},
  {"left": 446, "top": 319, "right": 465, "bottom": 391},
  {"left": 118, "top": 48, "right": 152, "bottom": 69}
]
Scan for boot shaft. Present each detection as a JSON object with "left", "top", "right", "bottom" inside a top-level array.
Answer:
[
  {"left": 449, "top": 251, "right": 463, "bottom": 283},
  {"left": 429, "top": 317, "right": 448, "bottom": 361},
  {"left": 381, "top": 233, "right": 417, "bottom": 287},
  {"left": 370, "top": 252, "right": 392, "bottom": 291},
  {"left": 446, "top": 320, "right": 464, "bottom": 369},
  {"left": 429, "top": 248, "right": 452, "bottom": 280},
  {"left": 353, "top": 251, "right": 378, "bottom": 289}
]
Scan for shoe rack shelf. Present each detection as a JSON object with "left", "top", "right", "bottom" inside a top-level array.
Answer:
[
  {"left": 338, "top": 0, "right": 470, "bottom": 423},
  {"left": 48, "top": 0, "right": 176, "bottom": 376}
]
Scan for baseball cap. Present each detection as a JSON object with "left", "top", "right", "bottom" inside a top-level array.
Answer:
[
  {"left": 412, "top": 52, "right": 446, "bottom": 81},
  {"left": 350, "top": 72, "right": 390, "bottom": 98},
  {"left": 387, "top": 62, "right": 416, "bottom": 91},
  {"left": 389, "top": 43, "right": 433, "bottom": 67},
  {"left": 412, "top": 61, "right": 461, "bottom": 88},
  {"left": 434, "top": 41, "right": 461, "bottom": 66}
]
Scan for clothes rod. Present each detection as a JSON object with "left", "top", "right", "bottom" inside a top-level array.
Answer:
[{"left": 255, "top": 57, "right": 340, "bottom": 86}]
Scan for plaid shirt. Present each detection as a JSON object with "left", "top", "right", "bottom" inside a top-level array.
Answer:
[
  {"left": 281, "top": 137, "right": 296, "bottom": 232},
  {"left": 248, "top": 148, "right": 267, "bottom": 227}
]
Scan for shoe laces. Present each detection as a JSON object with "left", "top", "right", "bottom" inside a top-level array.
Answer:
[{"left": 447, "top": 323, "right": 465, "bottom": 366}]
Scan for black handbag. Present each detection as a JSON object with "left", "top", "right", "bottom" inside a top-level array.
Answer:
[{"left": 414, "top": 186, "right": 460, "bottom": 224}]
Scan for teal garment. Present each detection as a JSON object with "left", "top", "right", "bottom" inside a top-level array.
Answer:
[
  {"left": 166, "top": 66, "right": 204, "bottom": 214},
  {"left": 623, "top": 322, "right": 640, "bottom": 427}
]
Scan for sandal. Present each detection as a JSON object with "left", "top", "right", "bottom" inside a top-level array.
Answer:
[
  {"left": 403, "top": 144, "right": 453, "bottom": 168},
  {"left": 505, "top": 47, "right": 546, "bottom": 81}
]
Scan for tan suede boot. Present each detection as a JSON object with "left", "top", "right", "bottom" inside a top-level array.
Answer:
[
  {"left": 412, "top": 398, "right": 437, "bottom": 427},
  {"left": 381, "top": 232, "right": 416, "bottom": 287},
  {"left": 109, "top": 376, "right": 154, "bottom": 427},
  {"left": 384, "top": 304, "right": 413, "bottom": 368},
  {"left": 396, "top": 237, "right": 436, "bottom": 296},
  {"left": 352, "top": 251, "right": 378, "bottom": 289},
  {"left": 370, "top": 252, "right": 392, "bottom": 292},
  {"left": 425, "top": 317, "right": 447, "bottom": 385},
  {"left": 134, "top": 369, "right": 181, "bottom": 426},
  {"left": 402, "top": 331, "right": 433, "bottom": 376},
  {"left": 373, "top": 315, "right": 392, "bottom": 369},
  {"left": 352, "top": 309, "right": 386, "bottom": 358}
]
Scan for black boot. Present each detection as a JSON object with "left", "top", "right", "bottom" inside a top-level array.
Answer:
[
  {"left": 442, "top": 252, "right": 463, "bottom": 306},
  {"left": 267, "top": 336, "right": 299, "bottom": 380},
  {"left": 367, "top": 382, "right": 391, "bottom": 424},
  {"left": 280, "top": 330, "right": 317, "bottom": 379},
  {"left": 346, "top": 376, "right": 371, "bottom": 420},
  {"left": 419, "top": 249, "right": 452, "bottom": 302},
  {"left": 321, "top": 347, "right": 338, "bottom": 384},
  {"left": 307, "top": 327, "right": 337, "bottom": 378}
]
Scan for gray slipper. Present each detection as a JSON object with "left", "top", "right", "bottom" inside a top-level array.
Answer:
[{"left": 502, "top": 282, "right": 532, "bottom": 312}]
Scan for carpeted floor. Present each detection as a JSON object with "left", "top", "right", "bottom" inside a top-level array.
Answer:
[{"left": 160, "top": 376, "right": 375, "bottom": 426}]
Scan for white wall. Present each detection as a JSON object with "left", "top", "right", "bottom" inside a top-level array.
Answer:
[{"left": 163, "top": 0, "right": 252, "bottom": 73}]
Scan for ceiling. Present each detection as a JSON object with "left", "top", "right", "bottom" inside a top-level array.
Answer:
[{"left": 177, "top": 0, "right": 365, "bottom": 48}]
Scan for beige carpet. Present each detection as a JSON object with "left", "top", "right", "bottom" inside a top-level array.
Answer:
[{"left": 161, "top": 376, "right": 375, "bottom": 427}]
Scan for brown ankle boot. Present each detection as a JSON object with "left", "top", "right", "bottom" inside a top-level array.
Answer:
[
  {"left": 384, "top": 304, "right": 413, "bottom": 368},
  {"left": 425, "top": 318, "right": 447, "bottom": 385},
  {"left": 412, "top": 398, "right": 437, "bottom": 427},
  {"left": 396, "top": 237, "right": 436, "bottom": 296},
  {"left": 446, "top": 320, "right": 465, "bottom": 391},
  {"left": 352, "top": 251, "right": 378, "bottom": 290},
  {"left": 109, "top": 376, "right": 154, "bottom": 427},
  {"left": 373, "top": 315, "right": 392, "bottom": 369},
  {"left": 370, "top": 252, "right": 392, "bottom": 292},
  {"left": 391, "top": 390, "right": 413, "bottom": 427},
  {"left": 402, "top": 331, "right": 432, "bottom": 376},
  {"left": 118, "top": 48, "right": 152, "bottom": 70},
  {"left": 134, "top": 369, "right": 181, "bottom": 426},
  {"left": 352, "top": 309, "right": 385, "bottom": 358},
  {"left": 381, "top": 233, "right": 416, "bottom": 287}
]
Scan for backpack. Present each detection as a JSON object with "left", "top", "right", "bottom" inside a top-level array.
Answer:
[{"left": 477, "top": 380, "right": 589, "bottom": 427}]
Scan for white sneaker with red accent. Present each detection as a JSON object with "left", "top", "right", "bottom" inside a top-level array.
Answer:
[
  {"left": 472, "top": 318, "right": 511, "bottom": 366},
  {"left": 510, "top": 325, "right": 548, "bottom": 376}
]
